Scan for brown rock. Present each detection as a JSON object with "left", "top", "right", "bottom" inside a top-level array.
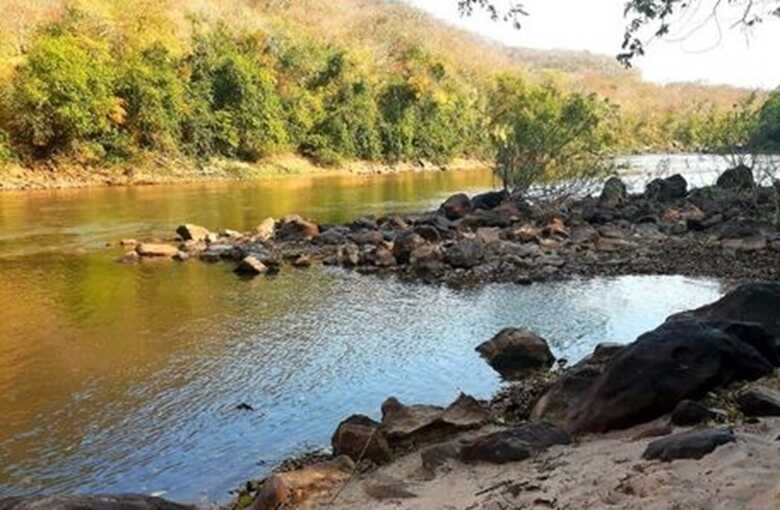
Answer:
[
  {"left": 136, "top": 243, "right": 178, "bottom": 258},
  {"left": 476, "top": 328, "right": 555, "bottom": 379},
  {"left": 255, "top": 217, "right": 276, "bottom": 241},
  {"left": 441, "top": 193, "right": 472, "bottom": 220},
  {"left": 235, "top": 256, "right": 268, "bottom": 275},
  {"left": 277, "top": 215, "right": 320, "bottom": 241},
  {"left": 331, "top": 415, "right": 392, "bottom": 464},
  {"left": 176, "top": 224, "right": 211, "bottom": 242}
]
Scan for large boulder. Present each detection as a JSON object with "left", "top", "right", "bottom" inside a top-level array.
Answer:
[
  {"left": 460, "top": 423, "right": 571, "bottom": 465},
  {"left": 642, "top": 428, "right": 736, "bottom": 462},
  {"left": 331, "top": 415, "right": 392, "bottom": 464},
  {"left": 444, "top": 239, "right": 484, "bottom": 269},
  {"left": 440, "top": 193, "right": 472, "bottom": 221},
  {"left": 276, "top": 215, "right": 319, "bottom": 241},
  {"left": 477, "top": 328, "right": 555, "bottom": 380},
  {"left": 717, "top": 164, "right": 755, "bottom": 190},
  {"left": 380, "top": 393, "right": 488, "bottom": 447},
  {"left": 176, "top": 224, "right": 211, "bottom": 242},
  {"left": 568, "top": 320, "right": 774, "bottom": 434},
  {"left": 669, "top": 283, "right": 780, "bottom": 354},
  {"left": 599, "top": 177, "right": 628, "bottom": 208},
  {"left": 645, "top": 174, "right": 688, "bottom": 201},
  {"left": 0, "top": 495, "right": 196, "bottom": 510}
]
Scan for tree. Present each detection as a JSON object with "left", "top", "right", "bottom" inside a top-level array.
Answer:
[{"left": 457, "top": 1, "right": 780, "bottom": 65}]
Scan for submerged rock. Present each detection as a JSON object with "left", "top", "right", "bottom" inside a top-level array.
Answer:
[
  {"left": 136, "top": 243, "right": 178, "bottom": 258},
  {"left": 477, "top": 328, "right": 555, "bottom": 379},
  {"left": 235, "top": 256, "right": 268, "bottom": 275},
  {"left": 642, "top": 428, "right": 736, "bottom": 462}
]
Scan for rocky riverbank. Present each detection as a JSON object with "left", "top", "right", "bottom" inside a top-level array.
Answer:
[{"left": 118, "top": 165, "right": 780, "bottom": 286}]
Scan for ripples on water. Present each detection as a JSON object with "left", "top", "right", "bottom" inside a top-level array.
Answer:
[{"left": 0, "top": 158, "right": 732, "bottom": 503}]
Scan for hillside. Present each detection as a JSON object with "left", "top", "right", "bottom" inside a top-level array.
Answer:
[{"left": 0, "top": 0, "right": 761, "bottom": 186}]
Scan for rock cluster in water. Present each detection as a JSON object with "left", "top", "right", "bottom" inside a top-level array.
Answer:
[{"left": 118, "top": 170, "right": 780, "bottom": 285}]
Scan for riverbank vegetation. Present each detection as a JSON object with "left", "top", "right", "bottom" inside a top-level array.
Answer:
[{"left": 0, "top": 0, "right": 777, "bottom": 183}]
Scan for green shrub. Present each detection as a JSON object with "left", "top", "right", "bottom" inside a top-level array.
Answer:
[
  {"left": 753, "top": 91, "right": 780, "bottom": 150},
  {"left": 116, "top": 44, "right": 188, "bottom": 153},
  {"left": 0, "top": 129, "right": 13, "bottom": 163},
  {"left": 183, "top": 26, "right": 287, "bottom": 161},
  {"left": 490, "top": 75, "right": 615, "bottom": 197},
  {"left": 10, "top": 32, "right": 120, "bottom": 156}
]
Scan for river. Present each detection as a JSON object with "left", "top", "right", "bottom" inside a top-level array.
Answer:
[{"left": 0, "top": 155, "right": 734, "bottom": 504}]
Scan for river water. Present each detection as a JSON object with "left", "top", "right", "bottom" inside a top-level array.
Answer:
[{"left": 0, "top": 155, "right": 732, "bottom": 503}]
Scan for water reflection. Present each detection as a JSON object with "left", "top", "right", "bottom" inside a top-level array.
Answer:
[{"left": 0, "top": 159, "right": 731, "bottom": 503}]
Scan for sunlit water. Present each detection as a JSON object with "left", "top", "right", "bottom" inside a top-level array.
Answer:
[{"left": 0, "top": 156, "right": 733, "bottom": 503}]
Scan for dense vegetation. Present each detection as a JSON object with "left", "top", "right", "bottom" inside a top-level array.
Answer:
[{"left": 0, "top": 0, "right": 776, "bottom": 176}]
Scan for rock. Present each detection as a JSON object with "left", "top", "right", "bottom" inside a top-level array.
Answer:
[
  {"left": 599, "top": 177, "right": 628, "bottom": 208},
  {"left": 317, "top": 228, "right": 349, "bottom": 246},
  {"left": 444, "top": 239, "right": 483, "bottom": 269},
  {"left": 420, "top": 441, "right": 462, "bottom": 472},
  {"left": 371, "top": 247, "right": 396, "bottom": 268},
  {"left": 542, "top": 218, "right": 569, "bottom": 240},
  {"left": 380, "top": 393, "right": 488, "bottom": 446},
  {"left": 717, "top": 164, "right": 755, "bottom": 190},
  {"left": 568, "top": 320, "right": 774, "bottom": 434},
  {"left": 642, "top": 428, "right": 736, "bottom": 462},
  {"left": 476, "top": 328, "right": 555, "bottom": 379},
  {"left": 413, "top": 225, "right": 441, "bottom": 243},
  {"left": 350, "top": 230, "right": 384, "bottom": 246},
  {"left": 476, "top": 227, "right": 501, "bottom": 245},
  {"left": 531, "top": 343, "right": 624, "bottom": 425},
  {"left": 136, "top": 243, "right": 178, "bottom": 258},
  {"left": 0, "top": 495, "right": 196, "bottom": 510},
  {"left": 460, "top": 423, "right": 571, "bottom": 465},
  {"left": 255, "top": 218, "right": 275, "bottom": 241},
  {"left": 472, "top": 190, "right": 508, "bottom": 210},
  {"left": 441, "top": 193, "right": 472, "bottom": 220},
  {"left": 249, "top": 456, "right": 354, "bottom": 510},
  {"left": 119, "top": 239, "right": 138, "bottom": 247},
  {"left": 671, "top": 400, "right": 717, "bottom": 426},
  {"left": 461, "top": 208, "right": 515, "bottom": 229},
  {"left": 736, "top": 386, "right": 780, "bottom": 417},
  {"left": 337, "top": 244, "right": 360, "bottom": 267},
  {"left": 277, "top": 215, "right": 319, "bottom": 241},
  {"left": 331, "top": 415, "right": 392, "bottom": 464},
  {"left": 512, "top": 225, "right": 541, "bottom": 243},
  {"left": 176, "top": 224, "right": 210, "bottom": 242},
  {"left": 235, "top": 256, "right": 268, "bottom": 275},
  {"left": 392, "top": 231, "right": 425, "bottom": 264},
  {"left": 645, "top": 174, "right": 687, "bottom": 201},
  {"left": 118, "top": 251, "right": 140, "bottom": 264},
  {"left": 291, "top": 255, "right": 312, "bottom": 268},
  {"left": 669, "top": 282, "right": 780, "bottom": 354},
  {"left": 721, "top": 236, "right": 768, "bottom": 252}
]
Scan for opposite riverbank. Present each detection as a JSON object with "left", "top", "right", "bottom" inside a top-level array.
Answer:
[{"left": 0, "top": 155, "right": 486, "bottom": 192}]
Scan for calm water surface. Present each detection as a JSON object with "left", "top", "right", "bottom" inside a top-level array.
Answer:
[{"left": 0, "top": 157, "right": 729, "bottom": 503}]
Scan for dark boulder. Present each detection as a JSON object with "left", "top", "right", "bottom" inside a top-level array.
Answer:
[
  {"left": 0, "top": 495, "right": 196, "bottom": 510},
  {"left": 671, "top": 400, "right": 717, "bottom": 427},
  {"left": 276, "top": 215, "right": 319, "bottom": 241},
  {"left": 642, "top": 428, "right": 736, "bottom": 462},
  {"left": 736, "top": 386, "right": 780, "bottom": 417},
  {"left": 176, "top": 224, "right": 211, "bottom": 242},
  {"left": 717, "top": 164, "right": 755, "bottom": 191},
  {"left": 599, "top": 177, "right": 628, "bottom": 208},
  {"left": 645, "top": 174, "right": 688, "bottom": 201},
  {"left": 331, "top": 415, "right": 393, "bottom": 464},
  {"left": 444, "top": 239, "right": 484, "bottom": 269},
  {"left": 531, "top": 343, "right": 624, "bottom": 425},
  {"left": 476, "top": 328, "right": 555, "bottom": 379},
  {"left": 668, "top": 283, "right": 780, "bottom": 355},
  {"left": 460, "top": 423, "right": 571, "bottom": 465},
  {"left": 568, "top": 320, "right": 774, "bottom": 434},
  {"left": 440, "top": 193, "right": 472, "bottom": 221},
  {"left": 472, "top": 190, "right": 508, "bottom": 211}
]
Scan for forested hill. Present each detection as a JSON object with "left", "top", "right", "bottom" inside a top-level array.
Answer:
[{"left": 0, "top": 0, "right": 764, "bottom": 173}]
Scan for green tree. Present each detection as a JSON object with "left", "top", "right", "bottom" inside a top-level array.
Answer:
[{"left": 490, "top": 74, "right": 615, "bottom": 197}]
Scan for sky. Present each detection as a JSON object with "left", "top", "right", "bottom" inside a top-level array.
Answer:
[{"left": 403, "top": 0, "right": 780, "bottom": 89}]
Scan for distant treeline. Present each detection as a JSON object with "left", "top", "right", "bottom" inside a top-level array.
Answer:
[{"left": 0, "top": 1, "right": 777, "bottom": 169}]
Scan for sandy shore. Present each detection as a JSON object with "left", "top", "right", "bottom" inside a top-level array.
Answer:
[{"left": 308, "top": 418, "right": 780, "bottom": 510}]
